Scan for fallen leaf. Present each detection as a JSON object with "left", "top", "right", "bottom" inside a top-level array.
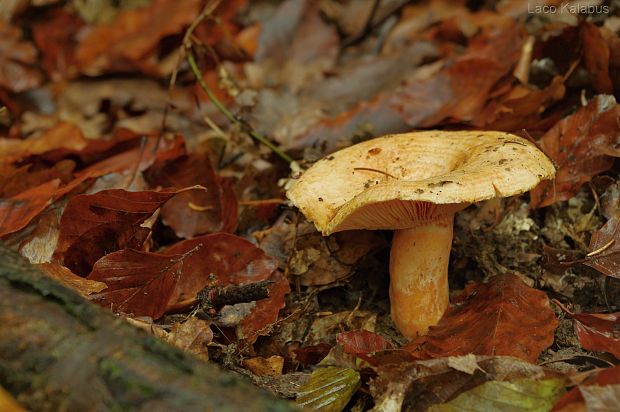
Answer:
[
  {"left": 163, "top": 233, "right": 277, "bottom": 304},
  {"left": 392, "top": 21, "right": 524, "bottom": 128},
  {"left": 87, "top": 248, "right": 197, "bottom": 319},
  {"left": 53, "top": 188, "right": 177, "bottom": 275},
  {"left": 296, "top": 367, "right": 361, "bottom": 412},
  {"left": 371, "top": 355, "right": 562, "bottom": 412},
  {"left": 163, "top": 233, "right": 286, "bottom": 341},
  {"left": 18, "top": 205, "right": 63, "bottom": 263},
  {"left": 427, "top": 378, "right": 565, "bottom": 412},
  {"left": 0, "top": 122, "right": 88, "bottom": 165},
  {"left": 584, "top": 217, "right": 620, "bottom": 279},
  {"left": 31, "top": 8, "right": 82, "bottom": 80},
  {"left": 0, "top": 20, "right": 42, "bottom": 92},
  {"left": 407, "top": 274, "right": 557, "bottom": 363},
  {"left": 237, "top": 270, "right": 290, "bottom": 341},
  {"left": 554, "top": 300, "right": 620, "bottom": 360},
  {"left": 145, "top": 153, "right": 238, "bottom": 238},
  {"left": 36, "top": 262, "right": 106, "bottom": 296},
  {"left": 75, "top": 0, "right": 201, "bottom": 76},
  {"left": 581, "top": 22, "right": 614, "bottom": 94},
  {"left": 165, "top": 317, "right": 213, "bottom": 361},
  {"left": 243, "top": 355, "right": 285, "bottom": 377},
  {"left": 553, "top": 365, "right": 620, "bottom": 411},
  {"left": 0, "top": 179, "right": 61, "bottom": 237},
  {"left": 530, "top": 95, "right": 620, "bottom": 208},
  {"left": 336, "top": 330, "right": 393, "bottom": 355}
]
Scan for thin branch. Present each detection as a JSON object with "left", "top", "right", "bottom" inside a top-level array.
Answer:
[{"left": 187, "top": 53, "right": 294, "bottom": 164}]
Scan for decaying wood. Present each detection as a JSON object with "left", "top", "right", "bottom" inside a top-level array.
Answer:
[{"left": 0, "top": 243, "right": 297, "bottom": 412}]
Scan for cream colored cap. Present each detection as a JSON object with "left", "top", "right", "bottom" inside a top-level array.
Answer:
[{"left": 287, "top": 131, "right": 555, "bottom": 235}]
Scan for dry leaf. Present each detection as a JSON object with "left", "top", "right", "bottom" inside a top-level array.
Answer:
[
  {"left": 36, "top": 262, "right": 106, "bottom": 296},
  {"left": 54, "top": 188, "right": 177, "bottom": 275},
  {"left": 407, "top": 274, "right": 557, "bottom": 363}
]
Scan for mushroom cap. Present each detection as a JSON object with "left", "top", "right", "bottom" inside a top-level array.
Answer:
[{"left": 287, "top": 131, "right": 555, "bottom": 235}]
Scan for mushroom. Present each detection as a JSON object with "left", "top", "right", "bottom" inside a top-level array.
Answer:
[{"left": 286, "top": 131, "right": 555, "bottom": 339}]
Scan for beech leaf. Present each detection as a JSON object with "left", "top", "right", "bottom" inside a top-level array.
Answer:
[
  {"left": 554, "top": 300, "right": 620, "bottom": 360},
  {"left": 531, "top": 95, "right": 620, "bottom": 208},
  {"left": 409, "top": 274, "right": 557, "bottom": 363},
  {"left": 584, "top": 217, "right": 620, "bottom": 278},
  {"left": 145, "top": 153, "right": 238, "bottom": 238},
  {"left": 54, "top": 188, "right": 177, "bottom": 275},
  {"left": 87, "top": 248, "right": 195, "bottom": 319}
]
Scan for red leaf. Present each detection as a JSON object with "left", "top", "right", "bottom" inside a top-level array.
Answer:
[
  {"left": 336, "top": 330, "right": 393, "bottom": 355},
  {"left": 407, "top": 274, "right": 557, "bottom": 363},
  {"left": 238, "top": 270, "right": 290, "bottom": 341},
  {"left": 88, "top": 249, "right": 194, "bottom": 319},
  {"left": 145, "top": 153, "right": 238, "bottom": 238},
  {"left": 584, "top": 217, "right": 620, "bottom": 278},
  {"left": 553, "top": 365, "right": 620, "bottom": 411},
  {"left": 163, "top": 233, "right": 277, "bottom": 305},
  {"left": 0, "top": 179, "right": 61, "bottom": 237},
  {"left": 53, "top": 189, "right": 177, "bottom": 275},
  {"left": 163, "top": 233, "right": 286, "bottom": 341},
  {"left": 530, "top": 95, "right": 620, "bottom": 208},
  {"left": 554, "top": 300, "right": 620, "bottom": 360}
]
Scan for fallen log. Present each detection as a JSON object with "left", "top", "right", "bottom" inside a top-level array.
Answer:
[{"left": 0, "top": 243, "right": 297, "bottom": 412}]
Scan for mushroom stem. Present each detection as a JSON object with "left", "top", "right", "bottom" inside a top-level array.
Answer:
[{"left": 389, "top": 216, "right": 454, "bottom": 339}]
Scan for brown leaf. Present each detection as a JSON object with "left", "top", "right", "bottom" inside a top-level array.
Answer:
[
  {"left": 145, "top": 153, "right": 238, "bottom": 238},
  {"left": 336, "top": 330, "right": 393, "bottom": 355},
  {"left": 36, "top": 262, "right": 106, "bottom": 296},
  {"left": 87, "top": 248, "right": 194, "bottom": 319},
  {"left": 163, "top": 233, "right": 277, "bottom": 304},
  {"left": 163, "top": 233, "right": 286, "bottom": 341},
  {"left": 31, "top": 8, "right": 82, "bottom": 80},
  {"left": 372, "top": 355, "right": 561, "bottom": 412},
  {"left": 0, "top": 20, "right": 42, "bottom": 92},
  {"left": 53, "top": 188, "right": 177, "bottom": 275},
  {"left": 237, "top": 270, "right": 290, "bottom": 341},
  {"left": 553, "top": 365, "right": 620, "bottom": 411},
  {"left": 581, "top": 22, "right": 614, "bottom": 94},
  {"left": 584, "top": 217, "right": 620, "bottom": 278},
  {"left": 554, "top": 300, "right": 620, "bottom": 360},
  {"left": 165, "top": 317, "right": 213, "bottom": 361},
  {"left": 75, "top": 0, "right": 201, "bottom": 76},
  {"left": 0, "top": 179, "right": 61, "bottom": 237},
  {"left": 407, "top": 274, "right": 557, "bottom": 363},
  {"left": 392, "top": 21, "right": 524, "bottom": 128},
  {"left": 242, "top": 355, "right": 285, "bottom": 377},
  {"left": 530, "top": 95, "right": 620, "bottom": 208}
]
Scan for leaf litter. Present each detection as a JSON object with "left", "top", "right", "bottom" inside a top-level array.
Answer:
[{"left": 1, "top": 0, "right": 620, "bottom": 411}]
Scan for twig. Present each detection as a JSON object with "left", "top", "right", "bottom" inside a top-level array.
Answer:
[
  {"left": 187, "top": 53, "right": 294, "bottom": 164},
  {"left": 197, "top": 280, "right": 274, "bottom": 317}
]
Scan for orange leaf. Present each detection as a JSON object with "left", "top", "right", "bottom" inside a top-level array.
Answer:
[{"left": 0, "top": 179, "right": 60, "bottom": 237}]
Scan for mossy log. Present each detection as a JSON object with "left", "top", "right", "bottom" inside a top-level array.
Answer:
[{"left": 0, "top": 243, "right": 296, "bottom": 412}]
